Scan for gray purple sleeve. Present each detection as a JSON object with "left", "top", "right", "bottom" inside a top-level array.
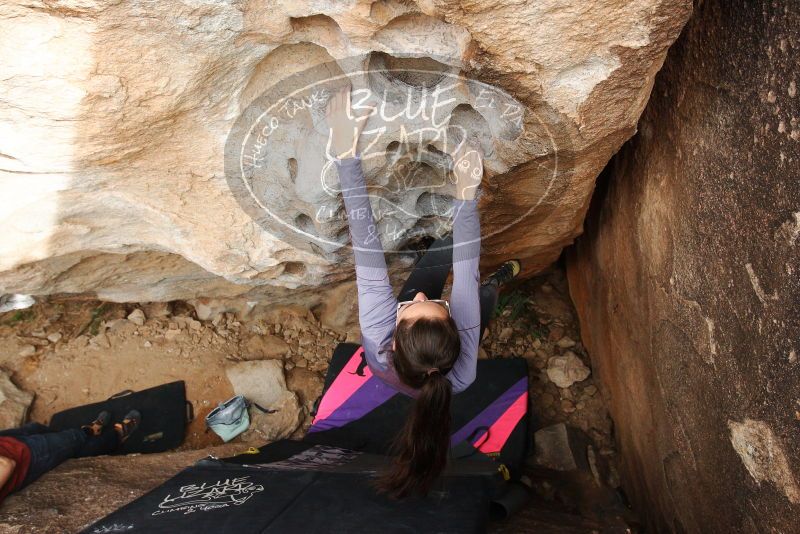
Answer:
[
  {"left": 334, "top": 156, "right": 398, "bottom": 353},
  {"left": 446, "top": 199, "right": 481, "bottom": 392}
]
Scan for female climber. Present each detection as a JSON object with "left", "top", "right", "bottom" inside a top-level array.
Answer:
[{"left": 325, "top": 85, "right": 521, "bottom": 498}]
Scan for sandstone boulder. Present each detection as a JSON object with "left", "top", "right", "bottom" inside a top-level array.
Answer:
[
  {"left": 226, "top": 360, "right": 302, "bottom": 442},
  {"left": 532, "top": 423, "right": 591, "bottom": 472},
  {"left": 286, "top": 367, "right": 325, "bottom": 411},
  {"left": 0, "top": 0, "right": 690, "bottom": 302},
  {"left": 0, "top": 372, "right": 33, "bottom": 428},
  {"left": 225, "top": 360, "right": 291, "bottom": 409},
  {"left": 240, "top": 392, "right": 302, "bottom": 444}
]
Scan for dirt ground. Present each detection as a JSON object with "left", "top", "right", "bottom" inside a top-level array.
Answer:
[
  {"left": 482, "top": 267, "right": 616, "bottom": 453},
  {"left": 0, "top": 300, "right": 345, "bottom": 449},
  {"left": 0, "top": 265, "right": 616, "bottom": 462}
]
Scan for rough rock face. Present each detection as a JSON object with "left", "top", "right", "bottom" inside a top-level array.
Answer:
[
  {"left": 566, "top": 0, "right": 800, "bottom": 531},
  {"left": 0, "top": 371, "right": 33, "bottom": 428},
  {"left": 0, "top": 0, "right": 689, "bottom": 302}
]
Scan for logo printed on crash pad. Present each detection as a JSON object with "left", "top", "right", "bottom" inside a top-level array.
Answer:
[
  {"left": 152, "top": 476, "right": 265, "bottom": 516},
  {"left": 91, "top": 524, "right": 134, "bottom": 533}
]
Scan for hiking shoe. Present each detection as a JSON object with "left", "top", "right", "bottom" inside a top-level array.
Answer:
[
  {"left": 114, "top": 410, "right": 141, "bottom": 443},
  {"left": 82, "top": 410, "right": 111, "bottom": 437},
  {"left": 482, "top": 259, "right": 522, "bottom": 288}
]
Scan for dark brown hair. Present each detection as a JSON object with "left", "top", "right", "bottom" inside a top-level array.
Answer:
[{"left": 377, "top": 315, "right": 461, "bottom": 498}]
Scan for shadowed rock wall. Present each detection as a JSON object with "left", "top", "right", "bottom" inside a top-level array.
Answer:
[{"left": 567, "top": 0, "right": 799, "bottom": 531}]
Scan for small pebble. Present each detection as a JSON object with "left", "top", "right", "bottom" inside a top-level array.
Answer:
[
  {"left": 165, "top": 329, "right": 182, "bottom": 341},
  {"left": 498, "top": 327, "right": 514, "bottom": 342},
  {"left": 127, "top": 309, "right": 146, "bottom": 326},
  {"left": 46, "top": 332, "right": 62, "bottom": 343},
  {"left": 556, "top": 336, "right": 576, "bottom": 348}
]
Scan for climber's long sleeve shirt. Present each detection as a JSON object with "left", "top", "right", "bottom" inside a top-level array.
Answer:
[{"left": 334, "top": 155, "right": 481, "bottom": 397}]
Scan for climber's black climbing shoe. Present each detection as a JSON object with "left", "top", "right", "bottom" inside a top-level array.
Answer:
[
  {"left": 482, "top": 259, "right": 522, "bottom": 288},
  {"left": 114, "top": 409, "right": 141, "bottom": 443},
  {"left": 81, "top": 410, "right": 111, "bottom": 437}
]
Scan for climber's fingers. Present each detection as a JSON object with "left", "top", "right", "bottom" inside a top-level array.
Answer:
[
  {"left": 342, "top": 85, "right": 353, "bottom": 119},
  {"left": 354, "top": 99, "right": 377, "bottom": 134},
  {"left": 327, "top": 85, "right": 356, "bottom": 119},
  {"left": 336, "top": 84, "right": 345, "bottom": 113},
  {"left": 330, "top": 86, "right": 344, "bottom": 115},
  {"left": 325, "top": 89, "right": 335, "bottom": 116},
  {"left": 452, "top": 134, "right": 483, "bottom": 165},
  {"left": 451, "top": 135, "right": 471, "bottom": 164}
]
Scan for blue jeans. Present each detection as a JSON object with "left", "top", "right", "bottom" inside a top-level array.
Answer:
[{"left": 0, "top": 423, "right": 119, "bottom": 488}]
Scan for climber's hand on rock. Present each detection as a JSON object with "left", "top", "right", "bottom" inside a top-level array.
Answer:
[
  {"left": 325, "top": 84, "right": 372, "bottom": 160},
  {"left": 450, "top": 137, "right": 484, "bottom": 201}
]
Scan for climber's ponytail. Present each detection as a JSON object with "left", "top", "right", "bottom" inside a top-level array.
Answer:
[
  {"left": 379, "top": 370, "right": 452, "bottom": 497},
  {"left": 378, "top": 316, "right": 461, "bottom": 498}
]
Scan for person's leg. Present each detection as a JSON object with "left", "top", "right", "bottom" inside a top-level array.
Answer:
[
  {"left": 479, "top": 282, "right": 500, "bottom": 340},
  {"left": 17, "top": 428, "right": 88, "bottom": 488},
  {"left": 15, "top": 409, "right": 123, "bottom": 488},
  {"left": 478, "top": 259, "right": 522, "bottom": 340},
  {"left": 0, "top": 422, "right": 50, "bottom": 438},
  {"left": 398, "top": 235, "right": 454, "bottom": 301},
  {"left": 74, "top": 427, "right": 120, "bottom": 458}
]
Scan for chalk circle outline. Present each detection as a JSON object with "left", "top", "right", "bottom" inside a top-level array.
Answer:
[{"left": 225, "top": 56, "right": 572, "bottom": 257}]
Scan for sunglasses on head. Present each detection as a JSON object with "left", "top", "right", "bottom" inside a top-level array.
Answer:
[{"left": 396, "top": 299, "right": 451, "bottom": 317}]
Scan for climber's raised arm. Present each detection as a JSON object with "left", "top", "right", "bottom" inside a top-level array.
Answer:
[
  {"left": 325, "top": 86, "right": 397, "bottom": 348},
  {"left": 444, "top": 140, "right": 483, "bottom": 391}
]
